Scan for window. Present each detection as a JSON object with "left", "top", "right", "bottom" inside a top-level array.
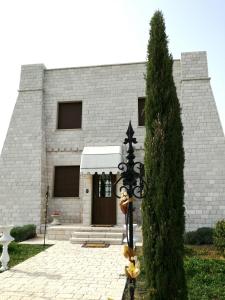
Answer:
[
  {"left": 98, "top": 174, "right": 112, "bottom": 198},
  {"left": 57, "top": 102, "right": 82, "bottom": 129},
  {"left": 54, "top": 166, "right": 80, "bottom": 197},
  {"left": 138, "top": 97, "right": 145, "bottom": 126}
]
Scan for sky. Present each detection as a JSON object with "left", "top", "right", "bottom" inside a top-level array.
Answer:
[{"left": 0, "top": 0, "right": 224, "bottom": 152}]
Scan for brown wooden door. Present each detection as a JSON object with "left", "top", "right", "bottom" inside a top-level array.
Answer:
[{"left": 92, "top": 173, "right": 116, "bottom": 225}]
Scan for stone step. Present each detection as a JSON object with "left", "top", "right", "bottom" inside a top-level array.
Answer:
[
  {"left": 47, "top": 226, "right": 76, "bottom": 240},
  {"left": 72, "top": 226, "right": 125, "bottom": 233},
  {"left": 71, "top": 231, "right": 123, "bottom": 239},
  {"left": 70, "top": 237, "right": 123, "bottom": 245},
  {"left": 46, "top": 224, "right": 125, "bottom": 241}
]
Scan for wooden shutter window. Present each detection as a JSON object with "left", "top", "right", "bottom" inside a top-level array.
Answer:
[
  {"left": 58, "top": 102, "right": 82, "bottom": 129},
  {"left": 138, "top": 97, "right": 145, "bottom": 126},
  {"left": 54, "top": 166, "right": 80, "bottom": 197}
]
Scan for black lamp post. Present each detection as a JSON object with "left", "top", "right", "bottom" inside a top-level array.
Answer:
[
  {"left": 43, "top": 186, "right": 49, "bottom": 247},
  {"left": 114, "top": 121, "right": 145, "bottom": 300}
]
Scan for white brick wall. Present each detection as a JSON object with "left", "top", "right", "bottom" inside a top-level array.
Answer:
[
  {"left": 46, "top": 151, "right": 82, "bottom": 224},
  {"left": 0, "top": 64, "right": 46, "bottom": 227},
  {"left": 180, "top": 52, "right": 225, "bottom": 230},
  {"left": 181, "top": 51, "right": 208, "bottom": 80},
  {"left": 0, "top": 52, "right": 225, "bottom": 231},
  {"left": 44, "top": 62, "right": 146, "bottom": 150},
  {"left": 43, "top": 62, "right": 146, "bottom": 225}
]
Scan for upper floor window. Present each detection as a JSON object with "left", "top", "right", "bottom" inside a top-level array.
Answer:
[
  {"left": 138, "top": 97, "right": 145, "bottom": 126},
  {"left": 54, "top": 166, "right": 80, "bottom": 197},
  {"left": 57, "top": 102, "right": 82, "bottom": 129}
]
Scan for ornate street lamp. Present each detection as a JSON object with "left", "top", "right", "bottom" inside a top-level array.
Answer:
[{"left": 114, "top": 121, "right": 145, "bottom": 300}]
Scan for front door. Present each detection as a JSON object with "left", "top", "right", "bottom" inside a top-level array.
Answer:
[{"left": 92, "top": 173, "right": 116, "bottom": 225}]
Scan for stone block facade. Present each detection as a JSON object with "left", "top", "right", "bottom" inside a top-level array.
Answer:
[
  {"left": 0, "top": 51, "right": 224, "bottom": 231},
  {"left": 180, "top": 52, "right": 225, "bottom": 230},
  {"left": 0, "top": 64, "right": 47, "bottom": 226}
]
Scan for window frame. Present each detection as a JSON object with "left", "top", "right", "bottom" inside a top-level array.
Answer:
[
  {"left": 138, "top": 97, "right": 145, "bottom": 127},
  {"left": 57, "top": 101, "right": 82, "bottom": 130},
  {"left": 53, "top": 165, "right": 80, "bottom": 198}
]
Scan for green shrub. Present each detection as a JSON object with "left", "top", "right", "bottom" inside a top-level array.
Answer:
[
  {"left": 213, "top": 220, "right": 225, "bottom": 255},
  {"left": 184, "top": 227, "right": 214, "bottom": 245},
  {"left": 185, "top": 257, "right": 225, "bottom": 300},
  {"left": 10, "top": 224, "right": 36, "bottom": 242},
  {"left": 184, "top": 231, "right": 198, "bottom": 245}
]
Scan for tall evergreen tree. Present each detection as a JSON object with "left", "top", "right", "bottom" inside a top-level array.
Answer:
[{"left": 142, "top": 11, "right": 187, "bottom": 300}]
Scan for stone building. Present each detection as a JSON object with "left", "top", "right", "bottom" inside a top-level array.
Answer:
[{"left": 0, "top": 51, "right": 224, "bottom": 232}]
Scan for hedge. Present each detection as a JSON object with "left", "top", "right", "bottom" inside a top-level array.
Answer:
[
  {"left": 184, "top": 227, "right": 214, "bottom": 245},
  {"left": 10, "top": 224, "right": 37, "bottom": 242}
]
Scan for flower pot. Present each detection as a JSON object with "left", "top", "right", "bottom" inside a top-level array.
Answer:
[{"left": 51, "top": 215, "right": 61, "bottom": 225}]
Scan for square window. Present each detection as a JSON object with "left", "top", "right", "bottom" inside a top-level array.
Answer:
[
  {"left": 57, "top": 102, "right": 82, "bottom": 129},
  {"left": 138, "top": 97, "right": 145, "bottom": 126},
  {"left": 54, "top": 166, "right": 80, "bottom": 197}
]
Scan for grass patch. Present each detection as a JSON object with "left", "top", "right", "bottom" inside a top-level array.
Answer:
[
  {"left": 123, "top": 246, "right": 225, "bottom": 300},
  {"left": 0, "top": 242, "right": 51, "bottom": 270},
  {"left": 185, "top": 245, "right": 224, "bottom": 260},
  {"left": 185, "top": 256, "right": 225, "bottom": 299}
]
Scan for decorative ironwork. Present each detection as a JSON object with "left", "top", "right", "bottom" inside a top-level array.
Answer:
[
  {"left": 113, "top": 121, "right": 146, "bottom": 300},
  {"left": 114, "top": 122, "right": 145, "bottom": 199}
]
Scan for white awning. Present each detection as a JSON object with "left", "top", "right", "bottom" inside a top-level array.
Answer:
[{"left": 80, "top": 146, "right": 122, "bottom": 174}]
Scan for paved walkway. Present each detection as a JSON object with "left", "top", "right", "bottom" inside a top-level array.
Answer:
[{"left": 0, "top": 242, "right": 127, "bottom": 300}]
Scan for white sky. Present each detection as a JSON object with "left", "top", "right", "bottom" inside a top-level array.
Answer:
[{"left": 0, "top": 0, "right": 224, "bottom": 152}]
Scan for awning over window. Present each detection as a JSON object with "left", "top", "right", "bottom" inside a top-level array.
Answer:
[{"left": 80, "top": 146, "right": 122, "bottom": 174}]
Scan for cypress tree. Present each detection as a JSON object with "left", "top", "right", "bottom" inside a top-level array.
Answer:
[{"left": 142, "top": 11, "right": 187, "bottom": 300}]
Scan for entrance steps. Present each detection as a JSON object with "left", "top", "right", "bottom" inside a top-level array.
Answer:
[
  {"left": 70, "top": 226, "right": 124, "bottom": 245},
  {"left": 46, "top": 224, "right": 80, "bottom": 241},
  {"left": 46, "top": 224, "right": 124, "bottom": 244}
]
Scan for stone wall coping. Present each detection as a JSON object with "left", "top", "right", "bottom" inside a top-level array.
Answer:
[
  {"left": 181, "top": 77, "right": 211, "bottom": 82},
  {"left": 18, "top": 88, "right": 43, "bottom": 92},
  {"left": 44, "top": 59, "right": 180, "bottom": 72},
  {"left": 45, "top": 61, "right": 146, "bottom": 72}
]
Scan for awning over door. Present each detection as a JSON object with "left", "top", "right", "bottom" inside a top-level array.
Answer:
[{"left": 80, "top": 146, "right": 122, "bottom": 174}]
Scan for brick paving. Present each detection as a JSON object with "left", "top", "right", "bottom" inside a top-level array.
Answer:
[{"left": 0, "top": 242, "right": 127, "bottom": 300}]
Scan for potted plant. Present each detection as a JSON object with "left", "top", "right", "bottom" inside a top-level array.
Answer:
[{"left": 51, "top": 210, "right": 61, "bottom": 225}]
